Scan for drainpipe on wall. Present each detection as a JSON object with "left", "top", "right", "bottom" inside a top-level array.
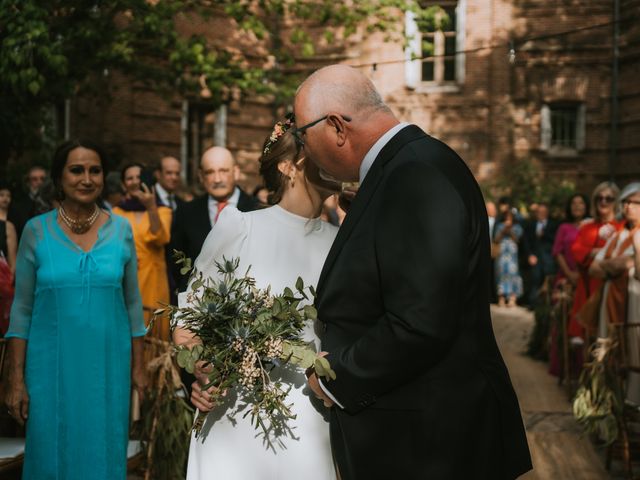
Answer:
[
  {"left": 64, "top": 99, "right": 71, "bottom": 140},
  {"left": 214, "top": 104, "right": 227, "bottom": 148},
  {"left": 180, "top": 100, "right": 188, "bottom": 181},
  {"left": 609, "top": 0, "right": 620, "bottom": 182}
]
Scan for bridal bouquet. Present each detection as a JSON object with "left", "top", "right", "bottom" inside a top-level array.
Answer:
[{"left": 159, "top": 255, "right": 335, "bottom": 440}]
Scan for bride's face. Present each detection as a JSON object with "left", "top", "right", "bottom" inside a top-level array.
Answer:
[{"left": 301, "top": 156, "right": 341, "bottom": 196}]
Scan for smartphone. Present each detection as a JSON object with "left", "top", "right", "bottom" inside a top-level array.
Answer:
[{"left": 140, "top": 169, "right": 155, "bottom": 190}]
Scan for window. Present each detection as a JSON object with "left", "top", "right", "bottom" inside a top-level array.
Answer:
[
  {"left": 186, "top": 102, "right": 216, "bottom": 182},
  {"left": 182, "top": 103, "right": 227, "bottom": 183},
  {"left": 540, "top": 103, "right": 586, "bottom": 155},
  {"left": 405, "top": 1, "right": 466, "bottom": 90}
]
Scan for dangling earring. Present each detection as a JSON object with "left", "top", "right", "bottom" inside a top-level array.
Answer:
[{"left": 290, "top": 176, "right": 295, "bottom": 188}]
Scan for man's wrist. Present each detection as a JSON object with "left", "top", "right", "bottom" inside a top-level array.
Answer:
[{"left": 317, "top": 377, "right": 344, "bottom": 409}]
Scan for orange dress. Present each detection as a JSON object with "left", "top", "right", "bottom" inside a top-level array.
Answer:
[
  {"left": 567, "top": 219, "right": 624, "bottom": 338},
  {"left": 114, "top": 206, "right": 172, "bottom": 340}
]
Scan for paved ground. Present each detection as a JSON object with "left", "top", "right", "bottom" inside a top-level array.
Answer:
[{"left": 491, "top": 304, "right": 613, "bottom": 480}]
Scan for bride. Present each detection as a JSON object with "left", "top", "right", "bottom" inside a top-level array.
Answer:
[{"left": 173, "top": 118, "right": 340, "bottom": 480}]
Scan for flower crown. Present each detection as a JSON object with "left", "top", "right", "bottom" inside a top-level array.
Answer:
[{"left": 263, "top": 113, "right": 295, "bottom": 155}]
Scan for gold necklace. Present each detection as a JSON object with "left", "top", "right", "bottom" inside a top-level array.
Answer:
[{"left": 59, "top": 204, "right": 100, "bottom": 234}]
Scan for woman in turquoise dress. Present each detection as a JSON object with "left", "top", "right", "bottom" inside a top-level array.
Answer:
[{"left": 3, "top": 140, "right": 147, "bottom": 479}]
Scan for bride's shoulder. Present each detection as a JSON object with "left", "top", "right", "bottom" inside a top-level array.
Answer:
[{"left": 216, "top": 205, "right": 248, "bottom": 226}]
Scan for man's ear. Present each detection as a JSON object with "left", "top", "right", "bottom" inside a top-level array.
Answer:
[
  {"left": 153, "top": 170, "right": 161, "bottom": 182},
  {"left": 197, "top": 168, "right": 205, "bottom": 186},
  {"left": 327, "top": 113, "right": 347, "bottom": 147}
]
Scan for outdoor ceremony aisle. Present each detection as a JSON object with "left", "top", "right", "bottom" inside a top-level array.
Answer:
[{"left": 491, "top": 305, "right": 611, "bottom": 480}]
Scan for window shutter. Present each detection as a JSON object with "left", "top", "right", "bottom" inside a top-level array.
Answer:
[
  {"left": 455, "top": 0, "right": 466, "bottom": 85},
  {"left": 576, "top": 103, "right": 586, "bottom": 151},
  {"left": 540, "top": 104, "right": 551, "bottom": 150},
  {"left": 405, "top": 11, "right": 421, "bottom": 89}
]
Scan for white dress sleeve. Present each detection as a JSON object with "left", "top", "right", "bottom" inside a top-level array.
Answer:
[{"left": 177, "top": 207, "right": 249, "bottom": 315}]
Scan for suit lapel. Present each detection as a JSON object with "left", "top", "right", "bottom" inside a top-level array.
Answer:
[
  {"left": 197, "top": 195, "right": 212, "bottom": 231},
  {"left": 316, "top": 125, "right": 427, "bottom": 294}
]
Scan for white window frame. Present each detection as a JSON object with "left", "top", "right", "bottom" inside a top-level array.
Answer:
[
  {"left": 405, "top": 0, "right": 466, "bottom": 92},
  {"left": 540, "top": 103, "right": 585, "bottom": 156},
  {"left": 181, "top": 101, "right": 227, "bottom": 183}
]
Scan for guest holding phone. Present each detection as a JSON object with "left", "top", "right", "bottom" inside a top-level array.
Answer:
[{"left": 114, "top": 163, "right": 172, "bottom": 340}]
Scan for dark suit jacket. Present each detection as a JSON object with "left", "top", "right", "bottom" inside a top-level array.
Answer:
[
  {"left": 155, "top": 190, "right": 186, "bottom": 211},
  {"left": 170, "top": 190, "right": 259, "bottom": 291},
  {"left": 9, "top": 196, "right": 37, "bottom": 238},
  {"left": 316, "top": 126, "right": 531, "bottom": 479},
  {"left": 522, "top": 218, "right": 558, "bottom": 260}
]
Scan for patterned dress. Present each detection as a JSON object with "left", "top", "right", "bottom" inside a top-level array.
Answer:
[{"left": 495, "top": 222, "right": 524, "bottom": 298}]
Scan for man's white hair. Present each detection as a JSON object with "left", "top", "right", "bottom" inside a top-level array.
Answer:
[{"left": 297, "top": 65, "right": 391, "bottom": 118}]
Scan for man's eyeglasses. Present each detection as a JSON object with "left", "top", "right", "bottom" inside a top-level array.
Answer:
[
  {"left": 292, "top": 114, "right": 352, "bottom": 147},
  {"left": 622, "top": 198, "right": 640, "bottom": 207},
  {"left": 595, "top": 195, "right": 616, "bottom": 204}
]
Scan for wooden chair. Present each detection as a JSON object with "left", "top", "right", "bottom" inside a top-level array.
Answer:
[
  {"left": 130, "top": 336, "right": 186, "bottom": 479},
  {"left": 607, "top": 322, "right": 640, "bottom": 478},
  {"left": 553, "top": 281, "right": 581, "bottom": 399}
]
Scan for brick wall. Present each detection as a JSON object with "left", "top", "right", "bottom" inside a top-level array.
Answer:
[{"left": 70, "top": 1, "right": 638, "bottom": 194}]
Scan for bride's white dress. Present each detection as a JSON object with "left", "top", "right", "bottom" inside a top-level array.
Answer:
[{"left": 179, "top": 205, "right": 338, "bottom": 480}]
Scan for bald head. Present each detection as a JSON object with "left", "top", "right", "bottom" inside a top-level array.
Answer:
[
  {"left": 199, "top": 146, "right": 239, "bottom": 201},
  {"left": 294, "top": 64, "right": 398, "bottom": 182},
  {"left": 296, "top": 65, "right": 390, "bottom": 120},
  {"left": 155, "top": 156, "right": 181, "bottom": 192},
  {"left": 200, "top": 146, "right": 235, "bottom": 169}
]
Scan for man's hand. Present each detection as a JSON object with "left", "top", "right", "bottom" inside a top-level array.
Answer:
[
  {"left": 306, "top": 351, "right": 335, "bottom": 408},
  {"left": 307, "top": 372, "right": 335, "bottom": 408}
]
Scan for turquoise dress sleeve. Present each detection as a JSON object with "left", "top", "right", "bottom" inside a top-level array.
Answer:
[
  {"left": 122, "top": 221, "right": 147, "bottom": 337},
  {"left": 6, "top": 221, "right": 38, "bottom": 339}
]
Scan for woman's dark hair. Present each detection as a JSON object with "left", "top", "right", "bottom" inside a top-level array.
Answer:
[
  {"left": 565, "top": 193, "right": 590, "bottom": 223},
  {"left": 51, "top": 139, "right": 108, "bottom": 200},
  {"left": 120, "top": 162, "right": 145, "bottom": 183},
  {"left": 0, "top": 180, "right": 11, "bottom": 193},
  {"left": 259, "top": 130, "right": 301, "bottom": 205}
]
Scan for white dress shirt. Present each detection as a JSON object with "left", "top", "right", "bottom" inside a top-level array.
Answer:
[
  {"left": 318, "top": 122, "right": 412, "bottom": 409},
  {"left": 155, "top": 183, "right": 176, "bottom": 210},
  {"left": 359, "top": 122, "right": 411, "bottom": 183},
  {"left": 207, "top": 187, "right": 241, "bottom": 227}
]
